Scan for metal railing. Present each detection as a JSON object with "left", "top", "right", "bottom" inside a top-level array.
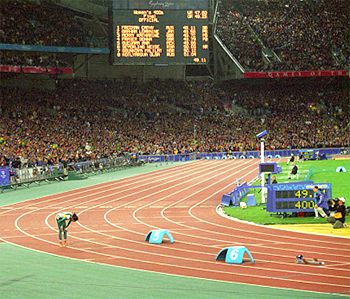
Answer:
[
  {"left": 1, "top": 166, "right": 67, "bottom": 193},
  {"left": 1, "top": 147, "right": 347, "bottom": 193}
]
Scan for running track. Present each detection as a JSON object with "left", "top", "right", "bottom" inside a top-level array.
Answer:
[{"left": 1, "top": 160, "right": 349, "bottom": 295}]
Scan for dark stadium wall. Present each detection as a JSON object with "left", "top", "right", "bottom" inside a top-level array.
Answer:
[
  {"left": 74, "top": 53, "right": 186, "bottom": 81},
  {"left": 0, "top": 74, "right": 57, "bottom": 90}
]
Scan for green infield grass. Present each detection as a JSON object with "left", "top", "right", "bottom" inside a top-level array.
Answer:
[{"left": 223, "top": 159, "right": 350, "bottom": 225}]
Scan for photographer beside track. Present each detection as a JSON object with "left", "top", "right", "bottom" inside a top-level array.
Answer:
[{"left": 327, "top": 198, "right": 347, "bottom": 229}]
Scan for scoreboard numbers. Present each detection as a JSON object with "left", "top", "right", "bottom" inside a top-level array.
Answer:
[
  {"left": 275, "top": 200, "right": 315, "bottom": 210},
  {"left": 266, "top": 182, "right": 332, "bottom": 213},
  {"left": 294, "top": 200, "right": 315, "bottom": 209},
  {"left": 111, "top": 0, "right": 209, "bottom": 65},
  {"left": 276, "top": 189, "right": 326, "bottom": 199}
]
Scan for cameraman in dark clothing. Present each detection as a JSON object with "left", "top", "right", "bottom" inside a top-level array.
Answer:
[
  {"left": 327, "top": 197, "right": 347, "bottom": 229},
  {"left": 12, "top": 157, "right": 21, "bottom": 169},
  {"left": 287, "top": 153, "right": 295, "bottom": 165},
  {"left": 288, "top": 163, "right": 298, "bottom": 179}
]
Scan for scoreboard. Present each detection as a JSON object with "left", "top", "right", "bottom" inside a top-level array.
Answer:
[
  {"left": 110, "top": 0, "right": 209, "bottom": 65},
  {"left": 259, "top": 162, "right": 281, "bottom": 174},
  {"left": 266, "top": 181, "right": 332, "bottom": 213},
  {"left": 299, "top": 149, "right": 316, "bottom": 160}
]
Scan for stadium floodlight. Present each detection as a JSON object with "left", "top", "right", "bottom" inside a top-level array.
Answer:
[{"left": 256, "top": 130, "right": 267, "bottom": 138}]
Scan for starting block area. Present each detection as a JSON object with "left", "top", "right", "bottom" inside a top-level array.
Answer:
[
  {"left": 145, "top": 230, "right": 174, "bottom": 244},
  {"left": 216, "top": 246, "right": 254, "bottom": 264}
]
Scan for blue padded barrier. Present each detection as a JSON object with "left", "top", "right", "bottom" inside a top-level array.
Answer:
[
  {"left": 232, "top": 182, "right": 249, "bottom": 206},
  {"left": 246, "top": 194, "right": 256, "bottom": 206},
  {"left": 221, "top": 194, "right": 233, "bottom": 206}
]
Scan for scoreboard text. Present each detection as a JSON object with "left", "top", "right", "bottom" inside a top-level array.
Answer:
[{"left": 112, "top": 9, "right": 209, "bottom": 65}]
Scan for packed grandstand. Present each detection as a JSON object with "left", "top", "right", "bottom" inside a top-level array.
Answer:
[{"left": 0, "top": 0, "right": 349, "bottom": 170}]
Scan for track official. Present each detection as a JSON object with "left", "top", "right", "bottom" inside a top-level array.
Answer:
[{"left": 313, "top": 186, "right": 329, "bottom": 219}]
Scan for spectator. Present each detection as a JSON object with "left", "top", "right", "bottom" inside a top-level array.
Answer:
[{"left": 11, "top": 157, "right": 21, "bottom": 169}]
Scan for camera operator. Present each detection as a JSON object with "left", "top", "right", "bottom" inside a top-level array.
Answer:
[
  {"left": 328, "top": 198, "right": 339, "bottom": 216},
  {"left": 327, "top": 197, "right": 347, "bottom": 229}
]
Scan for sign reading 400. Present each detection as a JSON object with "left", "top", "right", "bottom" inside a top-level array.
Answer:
[{"left": 276, "top": 199, "right": 315, "bottom": 210}]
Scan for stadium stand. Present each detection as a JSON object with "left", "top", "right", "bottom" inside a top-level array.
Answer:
[
  {"left": 217, "top": 0, "right": 349, "bottom": 71},
  {"left": 0, "top": 0, "right": 100, "bottom": 47},
  {"left": 0, "top": 0, "right": 348, "bottom": 188},
  {"left": 0, "top": 77, "right": 349, "bottom": 169}
]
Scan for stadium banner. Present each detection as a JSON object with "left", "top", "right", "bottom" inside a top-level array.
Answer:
[
  {"left": 137, "top": 147, "right": 346, "bottom": 163},
  {"left": 22, "top": 66, "right": 73, "bottom": 74},
  {"left": 113, "top": 0, "right": 208, "bottom": 10},
  {"left": 0, "top": 65, "right": 21, "bottom": 72},
  {"left": 0, "top": 65, "right": 73, "bottom": 74},
  {"left": 0, "top": 43, "right": 109, "bottom": 54},
  {"left": 244, "top": 70, "right": 349, "bottom": 79}
]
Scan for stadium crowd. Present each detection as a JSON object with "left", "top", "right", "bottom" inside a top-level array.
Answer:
[
  {"left": 0, "top": 78, "right": 349, "bottom": 168},
  {"left": 0, "top": 0, "right": 348, "bottom": 71},
  {"left": 0, "top": 0, "right": 349, "bottom": 170},
  {"left": 0, "top": 0, "right": 98, "bottom": 47},
  {"left": 0, "top": 0, "right": 98, "bottom": 67},
  {"left": 0, "top": 50, "right": 72, "bottom": 68},
  {"left": 216, "top": 7, "right": 267, "bottom": 71},
  {"left": 217, "top": 0, "right": 349, "bottom": 71}
]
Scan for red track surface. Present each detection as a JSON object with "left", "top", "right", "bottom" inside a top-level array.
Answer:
[{"left": 1, "top": 160, "right": 349, "bottom": 295}]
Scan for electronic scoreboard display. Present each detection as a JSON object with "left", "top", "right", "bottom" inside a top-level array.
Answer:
[
  {"left": 266, "top": 182, "right": 332, "bottom": 213},
  {"left": 260, "top": 164, "right": 275, "bottom": 173},
  {"left": 110, "top": 0, "right": 209, "bottom": 65},
  {"left": 299, "top": 149, "right": 316, "bottom": 160},
  {"left": 259, "top": 162, "right": 281, "bottom": 174}
]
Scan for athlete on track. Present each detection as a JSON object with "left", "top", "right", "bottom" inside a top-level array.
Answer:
[{"left": 56, "top": 212, "right": 79, "bottom": 247}]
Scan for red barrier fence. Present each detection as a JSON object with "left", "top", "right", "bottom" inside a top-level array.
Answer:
[
  {"left": 0, "top": 65, "right": 73, "bottom": 74},
  {"left": 244, "top": 70, "right": 349, "bottom": 79}
]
